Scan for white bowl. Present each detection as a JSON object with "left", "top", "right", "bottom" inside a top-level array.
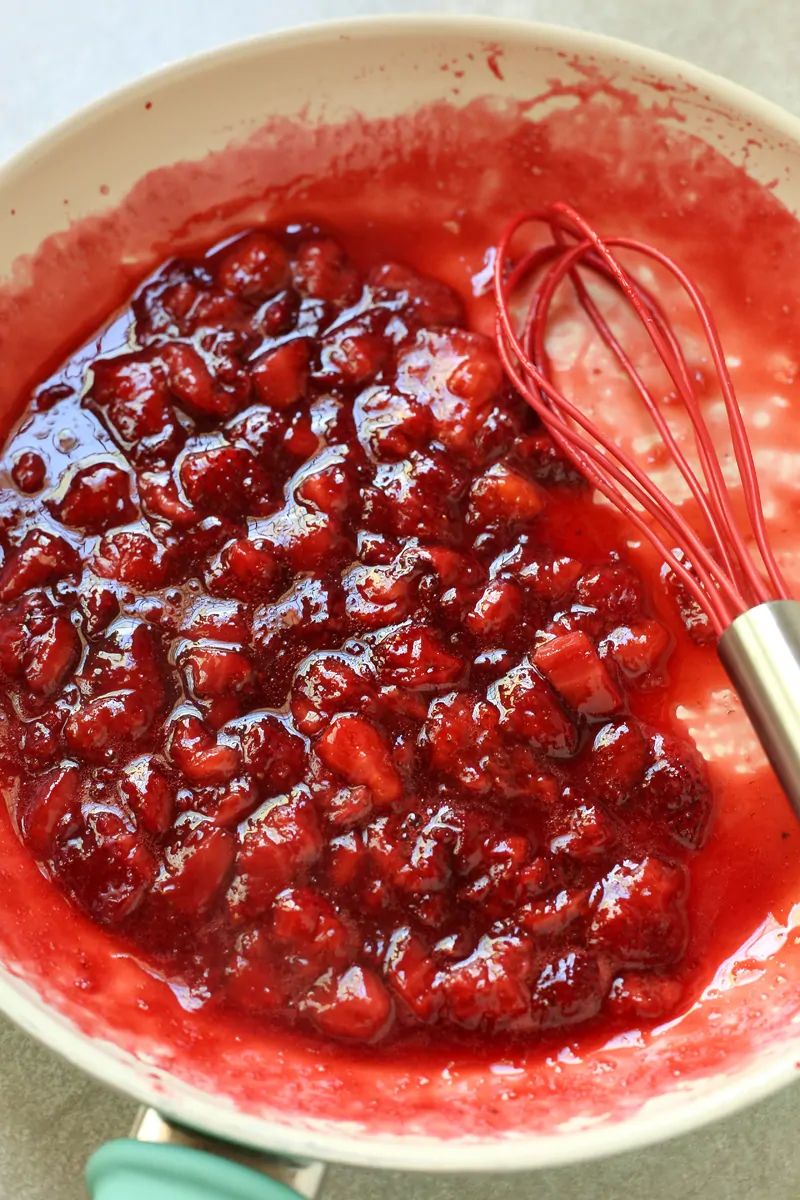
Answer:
[{"left": 2, "top": 13, "right": 800, "bottom": 1174}]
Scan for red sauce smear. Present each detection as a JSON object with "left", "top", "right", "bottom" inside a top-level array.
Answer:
[{"left": 0, "top": 89, "right": 799, "bottom": 1137}]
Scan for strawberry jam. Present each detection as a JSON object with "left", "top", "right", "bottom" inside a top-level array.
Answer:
[{"left": 0, "top": 223, "right": 714, "bottom": 1046}]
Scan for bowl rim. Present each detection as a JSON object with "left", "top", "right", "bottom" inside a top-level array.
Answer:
[{"left": 3, "top": 11, "right": 800, "bottom": 1173}]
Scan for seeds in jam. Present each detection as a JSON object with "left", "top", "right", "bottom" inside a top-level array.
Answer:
[{"left": 0, "top": 225, "right": 712, "bottom": 1045}]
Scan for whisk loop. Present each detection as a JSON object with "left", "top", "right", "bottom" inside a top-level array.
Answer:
[{"left": 493, "top": 201, "right": 791, "bottom": 638}]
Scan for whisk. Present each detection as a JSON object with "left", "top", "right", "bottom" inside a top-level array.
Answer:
[{"left": 493, "top": 201, "right": 800, "bottom": 816}]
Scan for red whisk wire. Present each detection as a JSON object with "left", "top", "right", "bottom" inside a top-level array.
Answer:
[{"left": 493, "top": 203, "right": 791, "bottom": 638}]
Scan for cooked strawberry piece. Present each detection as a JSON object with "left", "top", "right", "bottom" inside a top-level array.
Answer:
[
  {"left": 66, "top": 691, "right": 154, "bottom": 762},
  {"left": 23, "top": 615, "right": 80, "bottom": 695},
  {"left": 236, "top": 713, "right": 307, "bottom": 792},
  {"left": 179, "top": 597, "right": 249, "bottom": 643},
  {"left": 459, "top": 834, "right": 529, "bottom": 913},
  {"left": 642, "top": 732, "right": 712, "bottom": 849},
  {"left": 93, "top": 531, "right": 173, "bottom": 590},
  {"left": 360, "top": 875, "right": 397, "bottom": 918},
  {"left": 202, "top": 776, "right": 261, "bottom": 826},
  {"left": 78, "top": 582, "right": 120, "bottom": 637},
  {"left": 354, "top": 386, "right": 433, "bottom": 461},
  {"left": 291, "top": 653, "right": 372, "bottom": 737},
  {"left": 376, "top": 624, "right": 464, "bottom": 690},
  {"left": 202, "top": 695, "right": 243, "bottom": 731},
  {"left": 181, "top": 645, "right": 254, "bottom": 701},
  {"left": 0, "top": 614, "right": 29, "bottom": 677},
  {"left": 384, "top": 926, "right": 441, "bottom": 1020},
  {"left": 528, "top": 556, "right": 584, "bottom": 600},
  {"left": 178, "top": 515, "right": 241, "bottom": 568},
  {"left": 591, "top": 720, "right": 648, "bottom": 802},
  {"left": 251, "top": 339, "right": 311, "bottom": 409},
  {"left": 295, "top": 454, "right": 354, "bottom": 517},
  {"left": 378, "top": 685, "right": 429, "bottom": 722},
  {"left": 137, "top": 470, "right": 199, "bottom": 527},
  {"left": 207, "top": 537, "right": 279, "bottom": 600},
  {"left": 606, "top": 973, "right": 684, "bottom": 1021},
  {"left": 533, "top": 951, "right": 606, "bottom": 1028},
  {"left": 11, "top": 450, "right": 46, "bottom": 493},
  {"left": 7, "top": 590, "right": 59, "bottom": 637},
  {"left": 179, "top": 445, "right": 268, "bottom": 515},
  {"left": 518, "top": 888, "right": 591, "bottom": 938},
  {"left": 421, "top": 691, "right": 502, "bottom": 794},
  {"left": 534, "top": 632, "right": 622, "bottom": 716},
  {"left": 327, "top": 830, "right": 365, "bottom": 887},
  {"left": 252, "top": 576, "right": 344, "bottom": 672},
  {"left": 604, "top": 620, "right": 672, "bottom": 680},
  {"left": 396, "top": 328, "right": 504, "bottom": 460},
  {"left": 82, "top": 620, "right": 164, "bottom": 695},
  {"left": 465, "top": 578, "right": 522, "bottom": 641},
  {"left": 317, "top": 714, "right": 402, "bottom": 806},
  {"left": 216, "top": 232, "right": 290, "bottom": 299},
  {"left": 0, "top": 530, "right": 79, "bottom": 601},
  {"left": 575, "top": 564, "right": 643, "bottom": 622},
  {"left": 489, "top": 746, "right": 559, "bottom": 806},
  {"left": 253, "top": 503, "right": 348, "bottom": 572},
  {"left": 491, "top": 658, "right": 577, "bottom": 756},
  {"left": 20, "top": 763, "right": 81, "bottom": 855},
  {"left": 513, "top": 429, "right": 586, "bottom": 486},
  {"left": 292, "top": 239, "right": 361, "bottom": 306},
  {"left": 363, "top": 450, "right": 467, "bottom": 543},
  {"left": 21, "top": 711, "right": 63, "bottom": 763},
  {"left": 189, "top": 291, "right": 250, "bottom": 334},
  {"left": 168, "top": 715, "right": 241, "bottom": 785},
  {"left": 316, "top": 317, "right": 389, "bottom": 388},
  {"left": 468, "top": 462, "right": 547, "bottom": 528},
  {"left": 160, "top": 342, "right": 237, "bottom": 418},
  {"left": 225, "top": 404, "right": 291, "bottom": 467},
  {"left": 271, "top": 886, "right": 353, "bottom": 972},
  {"left": 119, "top": 755, "right": 174, "bottom": 835},
  {"left": 225, "top": 928, "right": 287, "bottom": 1013},
  {"left": 440, "top": 934, "right": 531, "bottom": 1031},
  {"left": 300, "top": 964, "right": 393, "bottom": 1042},
  {"left": 256, "top": 288, "right": 300, "bottom": 338},
  {"left": 366, "top": 806, "right": 460, "bottom": 895},
  {"left": 201, "top": 327, "right": 256, "bottom": 403},
  {"left": 143, "top": 284, "right": 196, "bottom": 337},
  {"left": 589, "top": 857, "right": 689, "bottom": 967},
  {"left": 352, "top": 535, "right": 398, "bottom": 571},
  {"left": 514, "top": 855, "right": 555, "bottom": 900},
  {"left": 276, "top": 410, "right": 317, "bottom": 463},
  {"left": 550, "top": 802, "right": 617, "bottom": 862},
  {"left": 343, "top": 557, "right": 419, "bottom": 628},
  {"left": 491, "top": 544, "right": 583, "bottom": 600},
  {"left": 58, "top": 807, "right": 157, "bottom": 924},
  {"left": 231, "top": 789, "right": 322, "bottom": 918},
  {"left": 416, "top": 545, "right": 485, "bottom": 591},
  {"left": 369, "top": 262, "right": 464, "bottom": 329},
  {"left": 31, "top": 381, "right": 74, "bottom": 411},
  {"left": 89, "top": 355, "right": 184, "bottom": 463},
  {"left": 419, "top": 538, "right": 490, "bottom": 582},
  {"left": 324, "top": 785, "right": 373, "bottom": 828},
  {"left": 132, "top": 263, "right": 205, "bottom": 340},
  {"left": 154, "top": 816, "right": 236, "bottom": 914},
  {"left": 546, "top": 604, "right": 606, "bottom": 642}
]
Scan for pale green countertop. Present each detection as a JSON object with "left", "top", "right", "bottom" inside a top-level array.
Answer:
[{"left": 1, "top": 1, "right": 799, "bottom": 1195}]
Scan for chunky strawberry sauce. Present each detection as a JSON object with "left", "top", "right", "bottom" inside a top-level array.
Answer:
[{"left": 0, "top": 221, "right": 716, "bottom": 1047}]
